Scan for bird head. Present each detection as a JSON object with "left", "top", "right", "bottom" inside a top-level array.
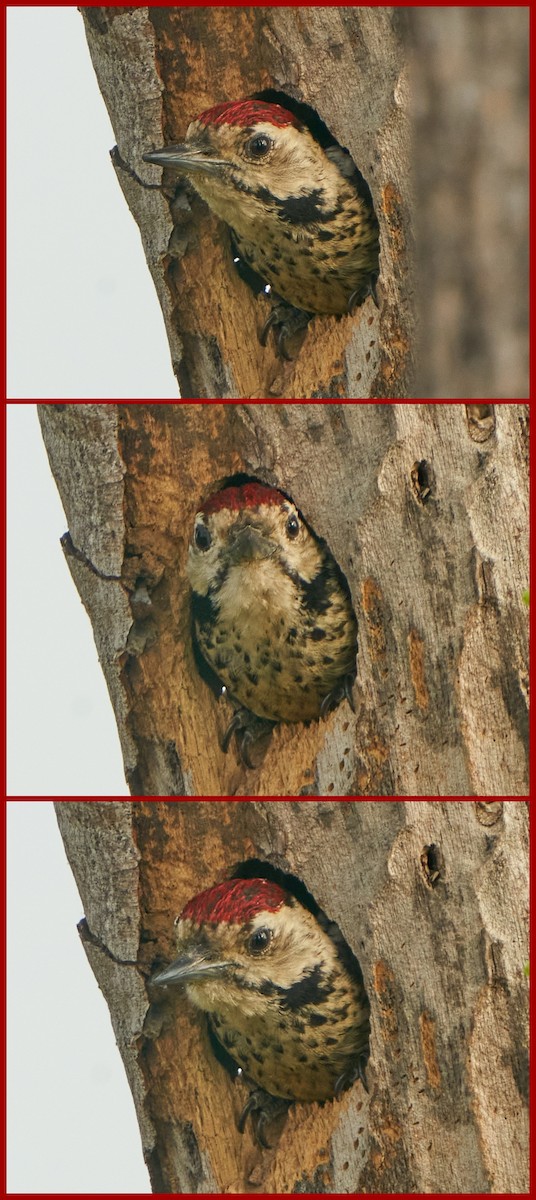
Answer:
[
  {"left": 143, "top": 99, "right": 350, "bottom": 234},
  {"left": 152, "top": 877, "right": 341, "bottom": 1021},
  {"left": 187, "top": 482, "right": 326, "bottom": 613}
]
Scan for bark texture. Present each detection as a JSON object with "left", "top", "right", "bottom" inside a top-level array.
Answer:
[
  {"left": 54, "top": 799, "right": 529, "bottom": 1194},
  {"left": 412, "top": 7, "right": 528, "bottom": 398},
  {"left": 79, "top": 7, "right": 527, "bottom": 399},
  {"left": 81, "top": 6, "right": 412, "bottom": 399},
  {"left": 39, "top": 402, "right": 528, "bottom": 797}
]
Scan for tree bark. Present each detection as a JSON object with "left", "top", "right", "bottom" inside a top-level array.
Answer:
[
  {"left": 81, "top": 6, "right": 413, "bottom": 399},
  {"left": 79, "top": 7, "right": 527, "bottom": 399},
  {"left": 54, "top": 799, "right": 529, "bottom": 1194},
  {"left": 38, "top": 402, "right": 529, "bottom": 797},
  {"left": 412, "top": 7, "right": 528, "bottom": 398}
]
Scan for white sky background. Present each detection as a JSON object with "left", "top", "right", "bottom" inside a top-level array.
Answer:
[
  {"left": 7, "top": 8, "right": 159, "bottom": 1178},
  {"left": 7, "top": 6, "right": 177, "bottom": 400},
  {"left": 7, "top": 801, "right": 151, "bottom": 1193},
  {"left": 7, "top": 403, "right": 129, "bottom": 796}
]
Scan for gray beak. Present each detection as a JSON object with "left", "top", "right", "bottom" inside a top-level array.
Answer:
[
  {"left": 228, "top": 524, "right": 277, "bottom": 565},
  {"left": 143, "top": 144, "right": 228, "bottom": 175},
  {"left": 152, "top": 947, "right": 230, "bottom": 987}
]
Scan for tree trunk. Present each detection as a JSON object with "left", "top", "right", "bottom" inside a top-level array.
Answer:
[
  {"left": 38, "top": 402, "right": 528, "bottom": 797},
  {"left": 81, "top": 6, "right": 413, "bottom": 399},
  {"left": 54, "top": 799, "right": 529, "bottom": 1194},
  {"left": 79, "top": 7, "right": 527, "bottom": 399}
]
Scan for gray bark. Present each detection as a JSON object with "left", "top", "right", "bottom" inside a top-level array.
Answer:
[
  {"left": 54, "top": 799, "right": 529, "bottom": 1194},
  {"left": 39, "top": 402, "right": 528, "bottom": 797}
]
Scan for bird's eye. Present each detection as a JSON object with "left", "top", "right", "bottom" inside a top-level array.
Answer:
[
  {"left": 248, "top": 927, "right": 272, "bottom": 954},
  {"left": 285, "top": 513, "right": 300, "bottom": 540},
  {"left": 245, "top": 133, "right": 273, "bottom": 159},
  {"left": 194, "top": 521, "right": 212, "bottom": 551}
]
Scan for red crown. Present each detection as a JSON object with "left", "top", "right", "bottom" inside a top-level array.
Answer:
[
  {"left": 180, "top": 878, "right": 289, "bottom": 925},
  {"left": 201, "top": 482, "right": 287, "bottom": 518},
  {"left": 196, "top": 100, "right": 300, "bottom": 130}
]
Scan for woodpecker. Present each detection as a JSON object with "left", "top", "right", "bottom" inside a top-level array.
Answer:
[
  {"left": 152, "top": 877, "right": 370, "bottom": 1142},
  {"left": 143, "top": 99, "right": 379, "bottom": 355},
  {"left": 187, "top": 482, "right": 358, "bottom": 750}
]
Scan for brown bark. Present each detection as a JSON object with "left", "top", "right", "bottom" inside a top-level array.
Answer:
[
  {"left": 54, "top": 799, "right": 529, "bottom": 1194},
  {"left": 81, "top": 6, "right": 413, "bottom": 399},
  {"left": 38, "top": 402, "right": 528, "bottom": 797}
]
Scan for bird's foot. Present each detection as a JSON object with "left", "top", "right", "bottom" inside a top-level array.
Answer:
[
  {"left": 320, "top": 672, "right": 357, "bottom": 718},
  {"left": 334, "top": 1050, "right": 369, "bottom": 1097},
  {"left": 221, "top": 707, "right": 275, "bottom": 768},
  {"left": 259, "top": 301, "right": 311, "bottom": 360},
  {"left": 348, "top": 273, "right": 380, "bottom": 312},
  {"left": 237, "top": 1088, "right": 290, "bottom": 1148}
]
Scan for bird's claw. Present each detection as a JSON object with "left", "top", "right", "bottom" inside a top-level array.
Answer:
[
  {"left": 348, "top": 273, "right": 380, "bottom": 313},
  {"left": 334, "top": 1051, "right": 369, "bottom": 1097},
  {"left": 238, "top": 1089, "right": 290, "bottom": 1148},
  {"left": 259, "top": 301, "right": 311, "bottom": 360},
  {"left": 221, "top": 709, "right": 247, "bottom": 754},
  {"left": 221, "top": 708, "right": 275, "bottom": 768},
  {"left": 320, "top": 672, "right": 357, "bottom": 718}
]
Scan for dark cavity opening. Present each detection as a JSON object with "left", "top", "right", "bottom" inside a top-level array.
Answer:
[
  {"left": 411, "top": 458, "right": 435, "bottom": 504},
  {"left": 420, "top": 843, "right": 444, "bottom": 888}
]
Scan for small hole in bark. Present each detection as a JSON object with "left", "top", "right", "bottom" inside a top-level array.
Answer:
[
  {"left": 420, "top": 843, "right": 444, "bottom": 888},
  {"left": 411, "top": 459, "right": 434, "bottom": 505}
]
